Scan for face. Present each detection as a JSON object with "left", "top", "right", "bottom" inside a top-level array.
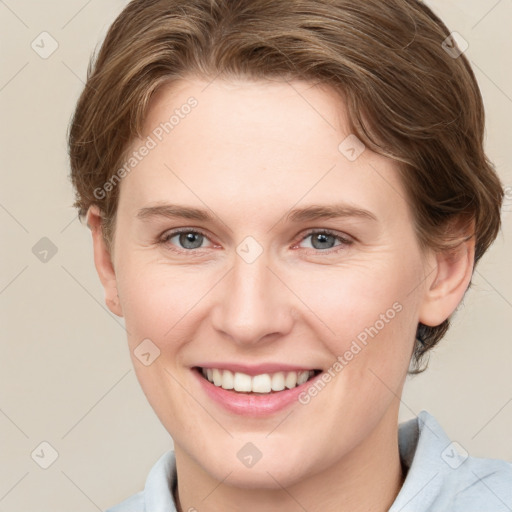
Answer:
[{"left": 106, "top": 77, "right": 431, "bottom": 488}]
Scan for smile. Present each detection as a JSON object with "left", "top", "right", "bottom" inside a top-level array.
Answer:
[
  {"left": 199, "top": 367, "right": 321, "bottom": 394},
  {"left": 192, "top": 364, "right": 324, "bottom": 416}
]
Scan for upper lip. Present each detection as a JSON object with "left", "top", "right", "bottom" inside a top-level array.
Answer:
[{"left": 194, "top": 363, "right": 321, "bottom": 376}]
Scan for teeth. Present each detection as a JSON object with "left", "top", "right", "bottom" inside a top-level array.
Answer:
[
  {"left": 271, "top": 372, "right": 285, "bottom": 391},
  {"left": 212, "top": 368, "right": 223, "bottom": 386},
  {"left": 252, "top": 374, "right": 271, "bottom": 393},
  {"left": 233, "top": 372, "right": 252, "bottom": 392},
  {"left": 221, "top": 370, "right": 234, "bottom": 390},
  {"left": 201, "top": 368, "right": 316, "bottom": 393},
  {"left": 285, "top": 372, "right": 298, "bottom": 389},
  {"left": 297, "top": 371, "right": 309, "bottom": 385}
]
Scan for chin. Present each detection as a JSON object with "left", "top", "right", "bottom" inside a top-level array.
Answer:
[{"left": 223, "top": 465, "right": 307, "bottom": 490}]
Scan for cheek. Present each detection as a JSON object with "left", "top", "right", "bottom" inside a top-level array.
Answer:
[
  {"left": 291, "top": 259, "right": 419, "bottom": 341},
  {"left": 288, "top": 259, "right": 422, "bottom": 398},
  {"left": 117, "top": 261, "right": 211, "bottom": 346}
]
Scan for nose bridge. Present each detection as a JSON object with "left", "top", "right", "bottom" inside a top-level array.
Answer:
[{"left": 211, "top": 249, "right": 293, "bottom": 345}]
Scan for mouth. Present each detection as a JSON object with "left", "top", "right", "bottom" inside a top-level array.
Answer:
[{"left": 195, "top": 367, "right": 322, "bottom": 395}]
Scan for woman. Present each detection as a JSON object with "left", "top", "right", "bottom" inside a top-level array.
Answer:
[{"left": 68, "top": 0, "right": 511, "bottom": 510}]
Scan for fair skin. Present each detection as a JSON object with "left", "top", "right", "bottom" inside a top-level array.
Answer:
[{"left": 87, "top": 78, "right": 474, "bottom": 512}]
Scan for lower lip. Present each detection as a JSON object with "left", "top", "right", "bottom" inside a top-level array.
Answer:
[{"left": 192, "top": 368, "right": 322, "bottom": 417}]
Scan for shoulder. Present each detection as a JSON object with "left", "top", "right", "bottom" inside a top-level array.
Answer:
[
  {"left": 392, "top": 411, "right": 512, "bottom": 512},
  {"left": 446, "top": 450, "right": 512, "bottom": 510},
  {"left": 105, "top": 491, "right": 144, "bottom": 512},
  {"left": 105, "top": 450, "right": 177, "bottom": 512}
]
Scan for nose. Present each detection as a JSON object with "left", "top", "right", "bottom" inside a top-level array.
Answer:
[{"left": 210, "top": 251, "right": 295, "bottom": 347}]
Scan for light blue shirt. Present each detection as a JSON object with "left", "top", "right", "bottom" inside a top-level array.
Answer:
[{"left": 106, "top": 411, "right": 512, "bottom": 511}]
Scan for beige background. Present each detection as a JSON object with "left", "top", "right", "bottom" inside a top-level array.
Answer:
[{"left": 0, "top": 1, "right": 511, "bottom": 510}]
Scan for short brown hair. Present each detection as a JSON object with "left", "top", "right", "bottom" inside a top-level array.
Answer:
[{"left": 68, "top": 0, "right": 504, "bottom": 373}]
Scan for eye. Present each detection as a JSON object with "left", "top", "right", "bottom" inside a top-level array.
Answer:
[
  {"left": 158, "top": 228, "right": 352, "bottom": 254},
  {"left": 159, "top": 228, "right": 213, "bottom": 251},
  {"left": 296, "top": 230, "right": 353, "bottom": 252}
]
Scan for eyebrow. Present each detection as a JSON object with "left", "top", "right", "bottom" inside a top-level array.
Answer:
[
  {"left": 285, "top": 204, "right": 377, "bottom": 223},
  {"left": 136, "top": 203, "right": 377, "bottom": 223},
  {"left": 137, "top": 204, "right": 211, "bottom": 222}
]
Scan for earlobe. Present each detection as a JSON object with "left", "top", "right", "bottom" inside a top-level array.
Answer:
[
  {"left": 86, "top": 205, "right": 124, "bottom": 318},
  {"left": 418, "top": 236, "right": 475, "bottom": 328}
]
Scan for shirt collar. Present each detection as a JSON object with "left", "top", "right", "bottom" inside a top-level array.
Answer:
[{"left": 143, "top": 449, "right": 178, "bottom": 512}]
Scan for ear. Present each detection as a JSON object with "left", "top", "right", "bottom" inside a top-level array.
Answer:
[
  {"left": 86, "top": 205, "right": 123, "bottom": 318},
  {"left": 418, "top": 230, "right": 475, "bottom": 328}
]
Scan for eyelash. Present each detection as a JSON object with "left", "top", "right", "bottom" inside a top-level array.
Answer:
[
  {"left": 158, "top": 228, "right": 353, "bottom": 255},
  {"left": 292, "top": 229, "right": 353, "bottom": 254}
]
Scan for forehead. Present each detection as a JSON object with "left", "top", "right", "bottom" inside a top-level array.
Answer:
[
  {"left": 144, "top": 77, "right": 347, "bottom": 157},
  {"left": 119, "top": 77, "right": 409, "bottom": 226}
]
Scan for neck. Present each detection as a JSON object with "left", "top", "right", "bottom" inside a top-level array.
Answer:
[{"left": 174, "top": 408, "right": 404, "bottom": 512}]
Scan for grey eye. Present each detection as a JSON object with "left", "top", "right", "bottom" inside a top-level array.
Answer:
[
  {"left": 165, "top": 231, "right": 206, "bottom": 249},
  {"left": 307, "top": 233, "right": 338, "bottom": 250},
  {"left": 178, "top": 232, "right": 204, "bottom": 249}
]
